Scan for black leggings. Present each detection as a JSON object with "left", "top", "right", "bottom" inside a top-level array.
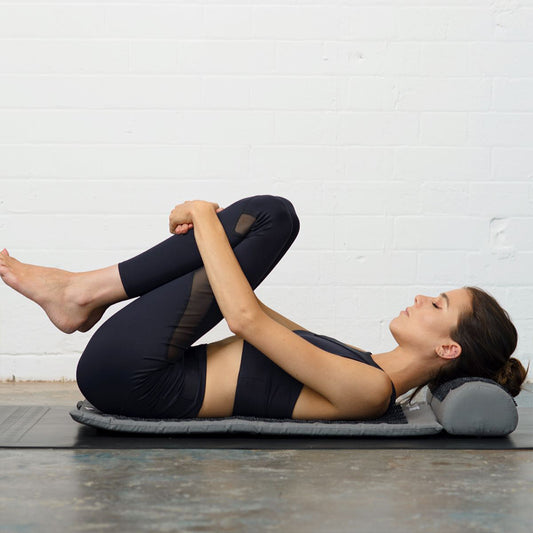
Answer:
[{"left": 76, "top": 195, "right": 300, "bottom": 418}]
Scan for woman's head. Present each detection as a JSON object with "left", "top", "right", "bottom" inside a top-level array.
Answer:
[
  {"left": 391, "top": 286, "right": 528, "bottom": 398},
  {"left": 390, "top": 288, "right": 472, "bottom": 360},
  {"left": 439, "top": 286, "right": 526, "bottom": 396}
]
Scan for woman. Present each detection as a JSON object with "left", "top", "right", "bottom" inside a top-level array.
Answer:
[{"left": 0, "top": 195, "right": 527, "bottom": 420}]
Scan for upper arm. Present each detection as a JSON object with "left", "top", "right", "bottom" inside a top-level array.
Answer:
[
  {"left": 293, "top": 380, "right": 391, "bottom": 420},
  {"left": 237, "top": 312, "right": 392, "bottom": 418}
]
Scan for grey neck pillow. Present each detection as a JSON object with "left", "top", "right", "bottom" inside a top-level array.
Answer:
[{"left": 427, "top": 377, "right": 518, "bottom": 437}]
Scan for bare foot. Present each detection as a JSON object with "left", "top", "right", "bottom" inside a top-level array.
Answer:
[{"left": 0, "top": 249, "right": 105, "bottom": 334}]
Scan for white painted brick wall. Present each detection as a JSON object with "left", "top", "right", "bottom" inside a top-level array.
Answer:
[{"left": 0, "top": 0, "right": 531, "bottom": 384}]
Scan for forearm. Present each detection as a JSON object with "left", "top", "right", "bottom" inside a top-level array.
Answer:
[
  {"left": 256, "top": 297, "right": 307, "bottom": 332},
  {"left": 191, "top": 204, "right": 261, "bottom": 332}
]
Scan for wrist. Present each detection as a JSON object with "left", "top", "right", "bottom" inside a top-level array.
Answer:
[{"left": 190, "top": 201, "right": 217, "bottom": 222}]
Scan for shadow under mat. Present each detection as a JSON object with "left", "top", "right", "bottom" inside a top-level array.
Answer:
[{"left": 1, "top": 405, "right": 533, "bottom": 450}]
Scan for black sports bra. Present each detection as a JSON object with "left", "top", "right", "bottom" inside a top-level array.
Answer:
[{"left": 232, "top": 329, "right": 397, "bottom": 419}]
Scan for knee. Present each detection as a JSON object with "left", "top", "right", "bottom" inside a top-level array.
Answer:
[
  {"left": 275, "top": 196, "right": 300, "bottom": 232},
  {"left": 250, "top": 195, "right": 300, "bottom": 237},
  {"left": 273, "top": 195, "right": 300, "bottom": 241}
]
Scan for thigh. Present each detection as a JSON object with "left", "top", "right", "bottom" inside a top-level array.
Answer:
[{"left": 119, "top": 194, "right": 300, "bottom": 296}]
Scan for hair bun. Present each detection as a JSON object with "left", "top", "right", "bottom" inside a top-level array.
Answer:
[{"left": 495, "top": 358, "right": 529, "bottom": 397}]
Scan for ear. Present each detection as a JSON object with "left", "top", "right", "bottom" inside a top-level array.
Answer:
[{"left": 436, "top": 342, "right": 462, "bottom": 360}]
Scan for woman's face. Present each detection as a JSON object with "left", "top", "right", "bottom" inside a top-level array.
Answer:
[{"left": 390, "top": 288, "right": 473, "bottom": 357}]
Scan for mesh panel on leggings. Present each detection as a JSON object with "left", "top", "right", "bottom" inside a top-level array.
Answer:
[
  {"left": 166, "top": 211, "right": 257, "bottom": 361},
  {"left": 234, "top": 213, "right": 256, "bottom": 235},
  {"left": 167, "top": 267, "right": 214, "bottom": 361}
]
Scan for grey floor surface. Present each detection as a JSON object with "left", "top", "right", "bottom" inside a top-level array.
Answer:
[{"left": 1, "top": 382, "right": 533, "bottom": 533}]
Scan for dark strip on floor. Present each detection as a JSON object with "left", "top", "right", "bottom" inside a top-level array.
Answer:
[{"left": 1, "top": 405, "right": 533, "bottom": 450}]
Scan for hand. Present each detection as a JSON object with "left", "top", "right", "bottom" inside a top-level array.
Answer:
[{"left": 169, "top": 200, "right": 224, "bottom": 235}]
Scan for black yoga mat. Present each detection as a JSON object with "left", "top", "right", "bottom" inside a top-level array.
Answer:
[{"left": 1, "top": 405, "right": 532, "bottom": 450}]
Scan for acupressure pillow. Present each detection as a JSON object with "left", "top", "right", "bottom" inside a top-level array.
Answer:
[{"left": 427, "top": 377, "right": 518, "bottom": 436}]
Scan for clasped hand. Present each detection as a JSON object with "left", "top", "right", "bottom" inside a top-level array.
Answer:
[{"left": 169, "top": 200, "right": 223, "bottom": 235}]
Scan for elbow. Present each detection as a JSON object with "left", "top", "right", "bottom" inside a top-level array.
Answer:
[
  {"left": 370, "top": 377, "right": 394, "bottom": 418},
  {"left": 335, "top": 374, "right": 393, "bottom": 420},
  {"left": 227, "top": 317, "right": 243, "bottom": 336},
  {"left": 227, "top": 308, "right": 259, "bottom": 337}
]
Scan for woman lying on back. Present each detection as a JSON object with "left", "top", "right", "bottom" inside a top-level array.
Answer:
[{"left": 0, "top": 195, "right": 527, "bottom": 420}]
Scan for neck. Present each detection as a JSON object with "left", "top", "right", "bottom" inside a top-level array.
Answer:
[{"left": 371, "top": 346, "right": 441, "bottom": 398}]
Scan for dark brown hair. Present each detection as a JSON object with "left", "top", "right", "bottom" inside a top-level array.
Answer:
[{"left": 409, "top": 286, "right": 528, "bottom": 402}]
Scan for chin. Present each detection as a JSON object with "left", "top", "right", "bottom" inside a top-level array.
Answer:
[
  {"left": 389, "top": 315, "right": 412, "bottom": 347},
  {"left": 388, "top": 317, "right": 400, "bottom": 341}
]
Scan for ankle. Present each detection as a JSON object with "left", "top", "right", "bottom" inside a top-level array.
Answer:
[
  {"left": 73, "top": 266, "right": 127, "bottom": 309},
  {"left": 66, "top": 273, "right": 97, "bottom": 308}
]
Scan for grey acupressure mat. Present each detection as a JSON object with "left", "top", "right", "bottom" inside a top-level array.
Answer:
[{"left": 70, "top": 400, "right": 442, "bottom": 437}]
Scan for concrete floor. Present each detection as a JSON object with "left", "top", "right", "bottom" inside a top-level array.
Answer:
[{"left": 1, "top": 382, "right": 533, "bottom": 533}]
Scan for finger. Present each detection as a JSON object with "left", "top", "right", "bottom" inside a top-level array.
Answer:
[{"left": 172, "top": 221, "right": 182, "bottom": 234}]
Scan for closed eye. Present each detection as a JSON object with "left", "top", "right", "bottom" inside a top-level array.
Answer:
[{"left": 432, "top": 302, "right": 440, "bottom": 309}]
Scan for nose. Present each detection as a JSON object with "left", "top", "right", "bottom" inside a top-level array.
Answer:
[{"left": 414, "top": 295, "right": 427, "bottom": 306}]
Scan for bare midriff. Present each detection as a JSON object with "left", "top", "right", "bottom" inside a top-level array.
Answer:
[
  {"left": 195, "top": 334, "right": 335, "bottom": 419},
  {"left": 196, "top": 335, "right": 244, "bottom": 418}
]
